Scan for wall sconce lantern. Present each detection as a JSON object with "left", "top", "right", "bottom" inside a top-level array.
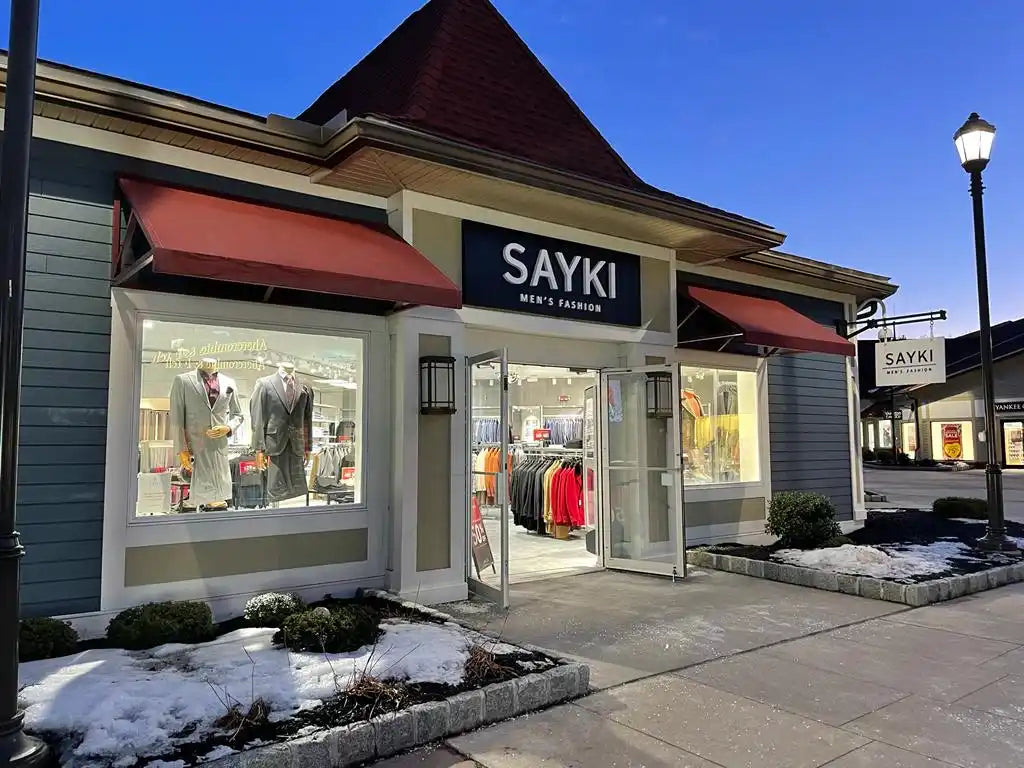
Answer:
[
  {"left": 420, "top": 356, "right": 457, "bottom": 415},
  {"left": 645, "top": 371, "right": 673, "bottom": 419}
]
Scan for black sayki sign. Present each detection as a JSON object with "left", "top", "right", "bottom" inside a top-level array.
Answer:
[{"left": 462, "top": 220, "right": 642, "bottom": 326}]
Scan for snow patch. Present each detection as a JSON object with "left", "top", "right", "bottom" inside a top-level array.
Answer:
[
  {"left": 773, "top": 542, "right": 968, "bottom": 581},
  {"left": 18, "top": 620, "right": 481, "bottom": 767}
]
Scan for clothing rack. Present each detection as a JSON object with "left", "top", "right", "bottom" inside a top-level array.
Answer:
[{"left": 517, "top": 445, "right": 583, "bottom": 456}]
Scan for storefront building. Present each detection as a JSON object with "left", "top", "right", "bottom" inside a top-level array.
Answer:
[
  {"left": 11, "top": 0, "right": 895, "bottom": 626},
  {"left": 859, "top": 321, "right": 1024, "bottom": 465}
]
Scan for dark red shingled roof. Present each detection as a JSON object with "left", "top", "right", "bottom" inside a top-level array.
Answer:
[{"left": 299, "top": 0, "right": 643, "bottom": 189}]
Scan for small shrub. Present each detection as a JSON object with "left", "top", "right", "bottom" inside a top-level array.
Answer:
[
  {"left": 19, "top": 617, "right": 79, "bottom": 662},
  {"left": 916, "top": 458, "right": 939, "bottom": 467},
  {"left": 274, "top": 605, "right": 381, "bottom": 653},
  {"left": 243, "top": 592, "right": 304, "bottom": 628},
  {"left": 820, "top": 535, "right": 855, "bottom": 549},
  {"left": 766, "top": 491, "right": 841, "bottom": 549},
  {"left": 861, "top": 447, "right": 876, "bottom": 462},
  {"left": 874, "top": 448, "right": 895, "bottom": 465},
  {"left": 933, "top": 497, "right": 988, "bottom": 520},
  {"left": 896, "top": 451, "right": 912, "bottom": 466},
  {"left": 107, "top": 600, "right": 215, "bottom": 650}
]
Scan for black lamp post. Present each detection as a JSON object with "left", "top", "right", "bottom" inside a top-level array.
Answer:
[
  {"left": 0, "top": 1, "right": 50, "bottom": 767},
  {"left": 953, "top": 112, "right": 1017, "bottom": 552}
]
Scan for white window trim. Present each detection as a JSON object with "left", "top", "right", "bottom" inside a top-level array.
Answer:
[{"left": 101, "top": 289, "right": 390, "bottom": 610}]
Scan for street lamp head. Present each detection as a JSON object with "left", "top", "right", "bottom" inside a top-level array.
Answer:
[{"left": 954, "top": 112, "right": 996, "bottom": 173}]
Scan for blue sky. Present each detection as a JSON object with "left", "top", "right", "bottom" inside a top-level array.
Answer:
[{"left": 7, "top": 0, "right": 1023, "bottom": 335}]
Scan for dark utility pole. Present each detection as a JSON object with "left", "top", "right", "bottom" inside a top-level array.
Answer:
[
  {"left": 953, "top": 112, "right": 1015, "bottom": 552},
  {"left": 968, "top": 169, "right": 1013, "bottom": 551},
  {"left": 0, "top": 1, "right": 50, "bottom": 767}
]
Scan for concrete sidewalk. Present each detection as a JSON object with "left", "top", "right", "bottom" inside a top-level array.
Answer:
[{"left": 386, "top": 570, "right": 1024, "bottom": 767}]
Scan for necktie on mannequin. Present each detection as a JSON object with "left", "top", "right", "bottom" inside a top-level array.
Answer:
[{"left": 285, "top": 375, "right": 297, "bottom": 409}]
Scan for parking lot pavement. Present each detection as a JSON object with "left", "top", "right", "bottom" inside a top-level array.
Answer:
[{"left": 865, "top": 467, "right": 1024, "bottom": 521}]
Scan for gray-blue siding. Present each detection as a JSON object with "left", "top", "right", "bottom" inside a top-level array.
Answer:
[
  {"left": 681, "top": 275, "right": 854, "bottom": 520},
  {"left": 17, "top": 138, "right": 386, "bottom": 617}
]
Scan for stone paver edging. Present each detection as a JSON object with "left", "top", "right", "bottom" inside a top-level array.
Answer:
[
  {"left": 202, "top": 590, "right": 589, "bottom": 768},
  {"left": 687, "top": 549, "right": 1024, "bottom": 606}
]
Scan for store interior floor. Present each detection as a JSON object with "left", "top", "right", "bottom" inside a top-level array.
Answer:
[{"left": 482, "top": 516, "right": 599, "bottom": 584}]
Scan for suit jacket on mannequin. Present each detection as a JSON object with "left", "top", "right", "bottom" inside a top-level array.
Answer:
[
  {"left": 250, "top": 373, "right": 314, "bottom": 501},
  {"left": 169, "top": 370, "right": 244, "bottom": 506}
]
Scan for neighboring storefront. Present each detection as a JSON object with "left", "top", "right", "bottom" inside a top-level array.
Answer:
[
  {"left": 860, "top": 322, "right": 1024, "bottom": 466},
  {"left": 11, "top": 0, "right": 896, "bottom": 627},
  {"left": 860, "top": 402, "right": 916, "bottom": 458}
]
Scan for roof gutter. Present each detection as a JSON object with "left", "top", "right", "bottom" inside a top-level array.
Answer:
[
  {"left": 740, "top": 250, "right": 897, "bottom": 300},
  {"left": 321, "top": 116, "right": 787, "bottom": 251},
  {"left": 13, "top": 57, "right": 785, "bottom": 252},
  {"left": 9, "top": 55, "right": 899, "bottom": 295}
]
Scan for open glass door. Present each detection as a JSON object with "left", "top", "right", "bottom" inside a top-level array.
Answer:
[
  {"left": 599, "top": 364, "right": 685, "bottom": 577},
  {"left": 582, "top": 385, "right": 601, "bottom": 558},
  {"left": 466, "top": 349, "right": 510, "bottom": 607}
]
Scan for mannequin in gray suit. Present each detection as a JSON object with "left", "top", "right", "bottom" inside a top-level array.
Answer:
[
  {"left": 250, "top": 363, "right": 314, "bottom": 502},
  {"left": 169, "top": 359, "right": 244, "bottom": 509}
]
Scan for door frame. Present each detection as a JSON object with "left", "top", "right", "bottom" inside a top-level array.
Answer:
[
  {"left": 598, "top": 364, "right": 686, "bottom": 578},
  {"left": 465, "top": 349, "right": 510, "bottom": 608}
]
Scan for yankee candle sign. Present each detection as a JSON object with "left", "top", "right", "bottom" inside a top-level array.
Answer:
[
  {"left": 875, "top": 338, "right": 946, "bottom": 386},
  {"left": 462, "top": 220, "right": 641, "bottom": 326}
]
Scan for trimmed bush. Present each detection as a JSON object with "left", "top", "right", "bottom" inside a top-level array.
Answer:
[
  {"left": 862, "top": 447, "right": 876, "bottom": 462},
  {"left": 766, "top": 491, "right": 841, "bottom": 549},
  {"left": 107, "top": 600, "right": 215, "bottom": 650},
  {"left": 916, "top": 458, "right": 939, "bottom": 467},
  {"left": 275, "top": 605, "right": 381, "bottom": 653},
  {"left": 821, "top": 535, "right": 855, "bottom": 549},
  {"left": 874, "top": 448, "right": 895, "bottom": 465},
  {"left": 19, "top": 617, "right": 79, "bottom": 662},
  {"left": 933, "top": 497, "right": 988, "bottom": 520},
  {"left": 896, "top": 451, "right": 912, "bottom": 466},
  {"left": 243, "top": 592, "right": 304, "bottom": 628}
]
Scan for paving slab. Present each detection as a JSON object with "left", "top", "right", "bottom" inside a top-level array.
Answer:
[
  {"left": 822, "top": 741, "right": 957, "bottom": 767},
  {"left": 955, "top": 674, "right": 1024, "bottom": 722},
  {"left": 450, "top": 702, "right": 718, "bottom": 767},
  {"left": 888, "top": 598, "right": 1024, "bottom": 644},
  {"left": 763, "top": 633, "right": 1005, "bottom": 703},
  {"left": 676, "top": 648, "right": 908, "bottom": 726},
  {"left": 980, "top": 645, "right": 1024, "bottom": 675},
  {"left": 844, "top": 695, "right": 1024, "bottom": 767},
  {"left": 440, "top": 569, "right": 901, "bottom": 689},
  {"left": 831, "top": 617, "right": 1019, "bottom": 666},
  {"left": 371, "top": 745, "right": 476, "bottom": 768},
  {"left": 577, "top": 674, "right": 868, "bottom": 768}
]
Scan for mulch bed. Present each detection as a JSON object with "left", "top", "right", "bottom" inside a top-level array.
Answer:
[
  {"left": 699, "top": 509, "right": 1024, "bottom": 583},
  {"left": 41, "top": 595, "right": 559, "bottom": 768}
]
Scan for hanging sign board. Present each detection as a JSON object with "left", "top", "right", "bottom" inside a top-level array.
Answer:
[
  {"left": 470, "top": 497, "right": 495, "bottom": 577},
  {"left": 942, "top": 423, "right": 964, "bottom": 460},
  {"left": 462, "top": 220, "right": 642, "bottom": 326},
  {"left": 875, "top": 338, "right": 946, "bottom": 386}
]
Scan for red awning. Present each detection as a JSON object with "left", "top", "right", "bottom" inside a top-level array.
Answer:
[
  {"left": 117, "top": 178, "right": 461, "bottom": 308},
  {"left": 684, "top": 286, "right": 855, "bottom": 357}
]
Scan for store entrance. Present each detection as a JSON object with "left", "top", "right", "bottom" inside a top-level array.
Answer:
[{"left": 468, "top": 356, "right": 602, "bottom": 605}]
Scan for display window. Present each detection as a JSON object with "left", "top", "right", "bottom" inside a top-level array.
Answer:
[
  {"left": 1002, "top": 421, "right": 1024, "bottom": 467},
  {"left": 680, "top": 365, "right": 760, "bottom": 485},
  {"left": 901, "top": 422, "right": 917, "bottom": 459},
  {"left": 931, "top": 421, "right": 974, "bottom": 461},
  {"left": 135, "top": 318, "right": 364, "bottom": 517},
  {"left": 878, "top": 421, "right": 893, "bottom": 449}
]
